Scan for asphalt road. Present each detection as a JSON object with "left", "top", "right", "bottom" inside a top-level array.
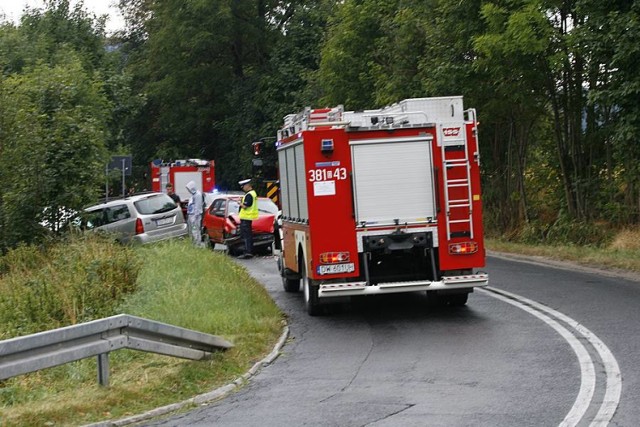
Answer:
[{"left": 139, "top": 252, "right": 639, "bottom": 427}]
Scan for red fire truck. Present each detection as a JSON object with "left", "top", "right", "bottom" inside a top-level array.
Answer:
[
  {"left": 150, "top": 159, "right": 216, "bottom": 202},
  {"left": 275, "top": 96, "right": 488, "bottom": 315}
]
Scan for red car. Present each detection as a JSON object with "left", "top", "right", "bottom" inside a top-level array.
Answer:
[{"left": 202, "top": 194, "right": 279, "bottom": 255}]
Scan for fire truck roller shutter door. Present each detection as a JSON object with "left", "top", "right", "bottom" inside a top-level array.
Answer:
[
  {"left": 286, "top": 146, "right": 299, "bottom": 219},
  {"left": 294, "top": 144, "right": 308, "bottom": 220},
  {"left": 277, "top": 149, "right": 290, "bottom": 218},
  {"left": 350, "top": 136, "right": 436, "bottom": 226},
  {"left": 278, "top": 140, "right": 308, "bottom": 221}
]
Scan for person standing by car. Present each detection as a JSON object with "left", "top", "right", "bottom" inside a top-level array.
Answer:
[
  {"left": 185, "top": 180, "right": 204, "bottom": 247},
  {"left": 166, "top": 183, "right": 181, "bottom": 205},
  {"left": 238, "top": 178, "right": 258, "bottom": 258},
  {"left": 167, "top": 182, "right": 185, "bottom": 220}
]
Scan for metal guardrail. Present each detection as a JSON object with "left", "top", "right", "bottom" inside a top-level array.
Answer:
[{"left": 0, "top": 314, "right": 233, "bottom": 386}]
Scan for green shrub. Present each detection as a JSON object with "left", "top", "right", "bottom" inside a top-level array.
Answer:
[
  {"left": 517, "top": 220, "right": 548, "bottom": 244},
  {"left": 501, "top": 215, "right": 615, "bottom": 248},
  {"left": 0, "top": 234, "right": 141, "bottom": 339},
  {"left": 0, "top": 244, "right": 44, "bottom": 276},
  {"left": 544, "top": 217, "right": 614, "bottom": 247}
]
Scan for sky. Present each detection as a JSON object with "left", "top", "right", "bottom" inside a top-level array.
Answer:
[{"left": 0, "top": 0, "right": 125, "bottom": 34}]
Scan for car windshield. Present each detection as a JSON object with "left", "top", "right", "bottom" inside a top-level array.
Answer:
[
  {"left": 228, "top": 200, "right": 240, "bottom": 214},
  {"left": 204, "top": 193, "right": 216, "bottom": 208},
  {"left": 258, "top": 199, "right": 278, "bottom": 214},
  {"left": 134, "top": 194, "right": 177, "bottom": 214},
  {"left": 205, "top": 191, "right": 244, "bottom": 208},
  {"left": 227, "top": 198, "right": 277, "bottom": 215}
]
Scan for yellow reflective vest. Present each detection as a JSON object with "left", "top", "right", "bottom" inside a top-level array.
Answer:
[{"left": 239, "top": 190, "right": 259, "bottom": 220}]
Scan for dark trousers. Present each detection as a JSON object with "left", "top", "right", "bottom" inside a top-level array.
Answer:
[{"left": 240, "top": 219, "right": 253, "bottom": 255}]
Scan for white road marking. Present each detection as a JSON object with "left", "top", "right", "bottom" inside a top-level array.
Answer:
[
  {"left": 480, "top": 287, "right": 621, "bottom": 427},
  {"left": 571, "top": 322, "right": 622, "bottom": 426}
]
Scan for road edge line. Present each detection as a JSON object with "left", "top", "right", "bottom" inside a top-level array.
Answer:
[{"left": 480, "top": 287, "right": 595, "bottom": 427}]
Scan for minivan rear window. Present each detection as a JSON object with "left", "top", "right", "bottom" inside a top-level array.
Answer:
[
  {"left": 82, "top": 204, "right": 131, "bottom": 229},
  {"left": 134, "top": 194, "right": 177, "bottom": 214},
  {"left": 82, "top": 209, "right": 105, "bottom": 229}
]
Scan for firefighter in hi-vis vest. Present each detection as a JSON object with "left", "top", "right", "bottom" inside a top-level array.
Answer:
[{"left": 238, "top": 178, "right": 258, "bottom": 259}]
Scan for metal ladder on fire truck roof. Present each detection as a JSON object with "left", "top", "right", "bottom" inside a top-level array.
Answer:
[
  {"left": 440, "top": 121, "right": 474, "bottom": 240},
  {"left": 279, "top": 106, "right": 344, "bottom": 139}
]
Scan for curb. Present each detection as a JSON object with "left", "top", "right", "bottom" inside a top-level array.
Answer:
[{"left": 85, "top": 325, "right": 290, "bottom": 427}]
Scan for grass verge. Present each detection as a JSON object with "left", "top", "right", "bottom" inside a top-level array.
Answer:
[
  {"left": 486, "top": 227, "right": 640, "bottom": 275},
  {"left": 0, "top": 239, "right": 283, "bottom": 427}
]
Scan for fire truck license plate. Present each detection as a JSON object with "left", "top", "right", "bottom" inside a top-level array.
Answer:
[{"left": 317, "top": 263, "right": 355, "bottom": 275}]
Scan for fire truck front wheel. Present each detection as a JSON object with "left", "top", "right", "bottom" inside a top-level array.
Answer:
[
  {"left": 301, "top": 260, "right": 320, "bottom": 316},
  {"left": 447, "top": 292, "right": 469, "bottom": 306},
  {"left": 281, "top": 256, "right": 301, "bottom": 292},
  {"left": 283, "top": 276, "right": 300, "bottom": 293}
]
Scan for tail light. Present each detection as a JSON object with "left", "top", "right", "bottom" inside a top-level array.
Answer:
[
  {"left": 319, "top": 252, "right": 350, "bottom": 264},
  {"left": 449, "top": 241, "right": 478, "bottom": 255},
  {"left": 135, "top": 218, "right": 144, "bottom": 235}
]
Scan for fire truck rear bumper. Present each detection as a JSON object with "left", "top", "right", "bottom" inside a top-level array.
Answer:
[{"left": 317, "top": 273, "right": 488, "bottom": 298}]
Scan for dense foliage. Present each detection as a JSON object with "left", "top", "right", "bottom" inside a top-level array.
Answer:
[
  {"left": 0, "top": 0, "right": 134, "bottom": 251},
  {"left": 1, "top": 0, "right": 638, "bottom": 251},
  {"left": 0, "top": 234, "right": 141, "bottom": 339}
]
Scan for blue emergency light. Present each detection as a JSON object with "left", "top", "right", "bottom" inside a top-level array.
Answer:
[{"left": 321, "top": 139, "right": 334, "bottom": 153}]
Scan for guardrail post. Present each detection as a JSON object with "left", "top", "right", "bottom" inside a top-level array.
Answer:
[{"left": 97, "top": 353, "right": 110, "bottom": 387}]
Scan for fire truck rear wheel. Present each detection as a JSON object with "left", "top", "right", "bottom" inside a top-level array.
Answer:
[
  {"left": 301, "top": 260, "right": 320, "bottom": 316},
  {"left": 427, "top": 291, "right": 469, "bottom": 307},
  {"left": 447, "top": 293, "right": 469, "bottom": 306},
  {"left": 426, "top": 291, "right": 444, "bottom": 307}
]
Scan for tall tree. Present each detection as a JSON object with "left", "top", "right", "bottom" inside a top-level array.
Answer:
[
  {"left": 0, "top": 1, "right": 113, "bottom": 250},
  {"left": 123, "top": 1, "right": 327, "bottom": 188},
  {"left": 473, "top": 1, "right": 555, "bottom": 229},
  {"left": 318, "top": 0, "right": 397, "bottom": 110},
  {"left": 578, "top": 0, "right": 640, "bottom": 223},
  {"left": 0, "top": 54, "right": 109, "bottom": 249},
  {"left": 18, "top": 0, "right": 108, "bottom": 71},
  {"left": 473, "top": 0, "right": 619, "bottom": 226}
]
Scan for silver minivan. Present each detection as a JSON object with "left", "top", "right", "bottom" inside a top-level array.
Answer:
[{"left": 81, "top": 192, "right": 188, "bottom": 244}]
